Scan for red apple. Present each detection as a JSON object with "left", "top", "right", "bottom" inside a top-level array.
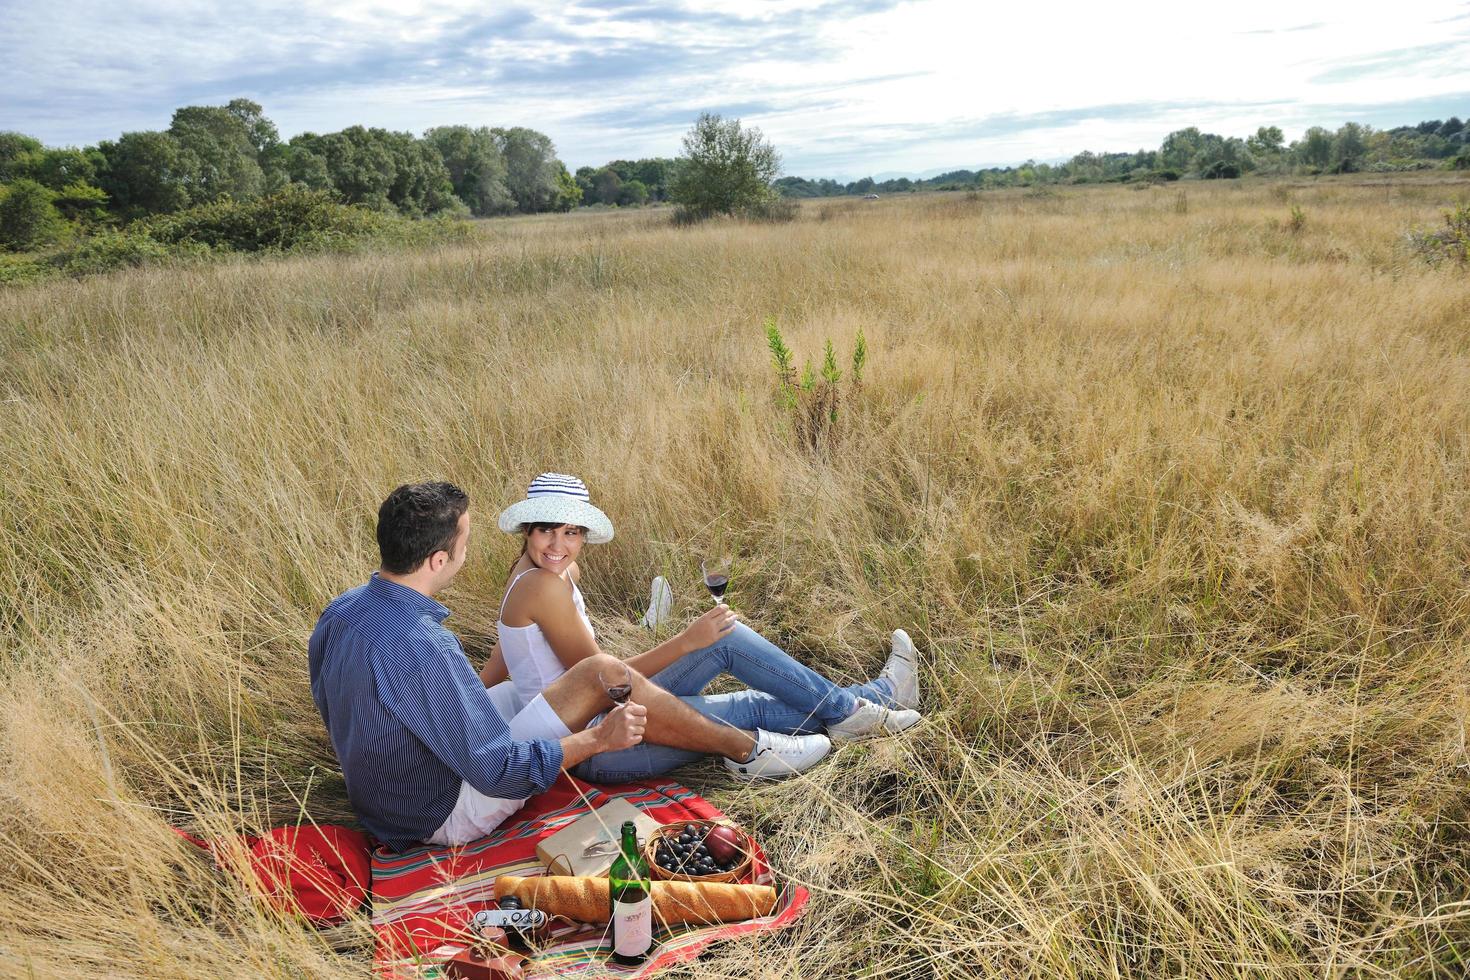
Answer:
[{"left": 704, "top": 825, "right": 744, "bottom": 865}]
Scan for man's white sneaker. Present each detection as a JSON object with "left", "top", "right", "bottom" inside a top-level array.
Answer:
[
  {"left": 827, "top": 698, "right": 923, "bottom": 745},
  {"left": 723, "top": 730, "right": 832, "bottom": 781},
  {"left": 878, "top": 629, "right": 920, "bottom": 710},
  {"left": 639, "top": 575, "right": 673, "bottom": 630}
]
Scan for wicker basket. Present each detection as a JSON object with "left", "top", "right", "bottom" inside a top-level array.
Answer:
[{"left": 643, "top": 820, "right": 754, "bottom": 883}]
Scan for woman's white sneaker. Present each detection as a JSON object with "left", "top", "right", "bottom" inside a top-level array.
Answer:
[
  {"left": 639, "top": 575, "right": 673, "bottom": 629},
  {"left": 878, "top": 629, "right": 920, "bottom": 710},
  {"left": 723, "top": 730, "right": 832, "bottom": 781},
  {"left": 827, "top": 698, "right": 922, "bottom": 745}
]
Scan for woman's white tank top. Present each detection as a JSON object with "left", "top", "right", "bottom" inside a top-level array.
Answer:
[{"left": 497, "top": 568, "right": 595, "bottom": 708}]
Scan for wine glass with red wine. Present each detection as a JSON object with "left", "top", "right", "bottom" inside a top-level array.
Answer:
[
  {"left": 600, "top": 660, "right": 634, "bottom": 705},
  {"left": 701, "top": 556, "right": 732, "bottom": 605}
]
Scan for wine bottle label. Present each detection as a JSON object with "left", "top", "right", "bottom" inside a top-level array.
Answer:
[{"left": 612, "top": 896, "right": 652, "bottom": 956}]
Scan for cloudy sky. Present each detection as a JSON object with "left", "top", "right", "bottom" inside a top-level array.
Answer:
[{"left": 5, "top": 0, "right": 1469, "bottom": 179}]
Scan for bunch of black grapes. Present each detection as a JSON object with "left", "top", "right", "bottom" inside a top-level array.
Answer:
[{"left": 653, "top": 824, "right": 738, "bottom": 876}]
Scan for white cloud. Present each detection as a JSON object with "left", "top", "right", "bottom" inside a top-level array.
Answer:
[{"left": 4, "top": 0, "right": 1468, "bottom": 177}]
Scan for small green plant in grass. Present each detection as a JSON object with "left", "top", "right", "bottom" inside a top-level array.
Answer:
[
  {"left": 765, "top": 315, "right": 796, "bottom": 409},
  {"left": 1406, "top": 202, "right": 1470, "bottom": 265},
  {"left": 763, "top": 315, "right": 868, "bottom": 452},
  {"left": 1287, "top": 204, "right": 1306, "bottom": 234},
  {"left": 820, "top": 340, "right": 841, "bottom": 418}
]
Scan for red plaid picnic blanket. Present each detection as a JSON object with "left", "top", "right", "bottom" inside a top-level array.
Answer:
[{"left": 372, "top": 774, "right": 809, "bottom": 977}]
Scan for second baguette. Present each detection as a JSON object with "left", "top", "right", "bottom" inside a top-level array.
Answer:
[{"left": 493, "top": 874, "right": 777, "bottom": 925}]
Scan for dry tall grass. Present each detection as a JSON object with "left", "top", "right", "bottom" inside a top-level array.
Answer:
[{"left": 3, "top": 176, "right": 1470, "bottom": 978}]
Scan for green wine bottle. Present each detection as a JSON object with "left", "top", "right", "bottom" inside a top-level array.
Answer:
[{"left": 609, "top": 820, "right": 652, "bottom": 964}]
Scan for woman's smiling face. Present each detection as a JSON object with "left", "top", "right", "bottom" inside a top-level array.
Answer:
[{"left": 523, "top": 523, "right": 586, "bottom": 574}]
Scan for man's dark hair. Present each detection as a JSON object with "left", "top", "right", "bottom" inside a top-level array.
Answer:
[{"left": 377, "top": 482, "right": 470, "bottom": 574}]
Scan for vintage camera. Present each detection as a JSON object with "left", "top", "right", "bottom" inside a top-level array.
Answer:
[{"left": 471, "top": 907, "right": 548, "bottom": 933}]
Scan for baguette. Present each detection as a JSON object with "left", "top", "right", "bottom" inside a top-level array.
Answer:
[{"left": 492, "top": 875, "right": 776, "bottom": 925}]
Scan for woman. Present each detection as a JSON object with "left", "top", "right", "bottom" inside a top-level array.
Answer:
[{"left": 479, "top": 473, "right": 922, "bottom": 784}]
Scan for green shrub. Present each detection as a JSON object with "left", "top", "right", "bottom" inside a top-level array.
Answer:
[
  {"left": 0, "top": 251, "right": 51, "bottom": 284},
  {"left": 137, "top": 187, "right": 471, "bottom": 257},
  {"left": 1405, "top": 202, "right": 1470, "bottom": 265},
  {"left": 140, "top": 187, "right": 397, "bottom": 252},
  {"left": 0, "top": 187, "right": 472, "bottom": 284},
  {"left": 0, "top": 179, "right": 67, "bottom": 250},
  {"left": 52, "top": 181, "right": 109, "bottom": 225},
  {"left": 55, "top": 229, "right": 208, "bottom": 277}
]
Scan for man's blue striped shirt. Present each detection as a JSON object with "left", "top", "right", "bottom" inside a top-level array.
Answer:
[{"left": 308, "top": 574, "right": 564, "bottom": 851}]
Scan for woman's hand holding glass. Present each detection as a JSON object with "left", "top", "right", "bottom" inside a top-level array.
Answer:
[{"left": 680, "top": 603, "right": 740, "bottom": 651}]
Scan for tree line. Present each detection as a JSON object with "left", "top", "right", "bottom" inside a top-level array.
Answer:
[
  {"left": 574, "top": 158, "right": 677, "bottom": 206},
  {"left": 9, "top": 102, "right": 1467, "bottom": 253},
  {"left": 0, "top": 99, "right": 582, "bottom": 249},
  {"left": 771, "top": 116, "right": 1470, "bottom": 198}
]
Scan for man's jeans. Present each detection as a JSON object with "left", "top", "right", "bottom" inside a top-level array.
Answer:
[{"left": 570, "top": 623, "right": 895, "bottom": 783}]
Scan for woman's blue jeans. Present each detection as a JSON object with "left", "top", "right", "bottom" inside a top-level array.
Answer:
[{"left": 569, "top": 623, "right": 895, "bottom": 783}]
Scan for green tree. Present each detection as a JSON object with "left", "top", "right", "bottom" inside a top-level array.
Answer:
[
  {"left": 593, "top": 167, "right": 622, "bottom": 205},
  {"left": 774, "top": 176, "right": 819, "bottom": 198},
  {"left": 96, "top": 130, "right": 198, "bottom": 217},
  {"left": 426, "top": 126, "right": 513, "bottom": 215},
  {"left": 0, "top": 179, "right": 66, "bottom": 250},
  {"left": 574, "top": 166, "right": 597, "bottom": 203},
  {"left": 225, "top": 98, "right": 280, "bottom": 157},
  {"left": 295, "top": 128, "right": 394, "bottom": 210},
  {"left": 1295, "top": 126, "right": 1334, "bottom": 170},
  {"left": 169, "top": 105, "right": 265, "bottom": 202},
  {"left": 52, "top": 181, "right": 110, "bottom": 224},
  {"left": 1068, "top": 150, "right": 1104, "bottom": 181},
  {"left": 670, "top": 113, "right": 781, "bottom": 220},
  {"left": 552, "top": 163, "right": 581, "bottom": 212},
  {"left": 29, "top": 147, "right": 102, "bottom": 190},
  {"left": 1247, "top": 125, "right": 1285, "bottom": 156},
  {"left": 1159, "top": 127, "right": 1203, "bottom": 171},
  {"left": 619, "top": 179, "right": 649, "bottom": 206},
  {"left": 264, "top": 141, "right": 332, "bottom": 193},
  {"left": 291, "top": 127, "right": 456, "bottom": 216},
  {"left": 571, "top": 157, "right": 678, "bottom": 204},
  {"left": 0, "top": 132, "right": 44, "bottom": 181},
  {"left": 629, "top": 158, "right": 675, "bottom": 200},
  {"left": 1332, "top": 122, "right": 1369, "bottom": 173},
  {"left": 493, "top": 127, "right": 564, "bottom": 213},
  {"left": 387, "top": 135, "right": 459, "bottom": 216}
]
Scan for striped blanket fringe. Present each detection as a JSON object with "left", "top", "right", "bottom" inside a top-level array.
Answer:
[{"left": 373, "top": 773, "right": 809, "bottom": 977}]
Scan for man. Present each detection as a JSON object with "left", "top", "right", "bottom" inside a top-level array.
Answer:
[{"left": 309, "top": 481, "right": 832, "bottom": 851}]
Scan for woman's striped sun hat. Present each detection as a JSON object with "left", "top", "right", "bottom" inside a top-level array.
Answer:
[{"left": 496, "top": 473, "right": 615, "bottom": 544}]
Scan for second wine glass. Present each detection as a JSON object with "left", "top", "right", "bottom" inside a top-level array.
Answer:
[
  {"left": 701, "top": 556, "right": 732, "bottom": 605},
  {"left": 600, "top": 660, "right": 634, "bottom": 705}
]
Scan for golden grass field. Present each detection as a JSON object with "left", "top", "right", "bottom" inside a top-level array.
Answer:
[{"left": 2, "top": 176, "right": 1470, "bottom": 978}]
